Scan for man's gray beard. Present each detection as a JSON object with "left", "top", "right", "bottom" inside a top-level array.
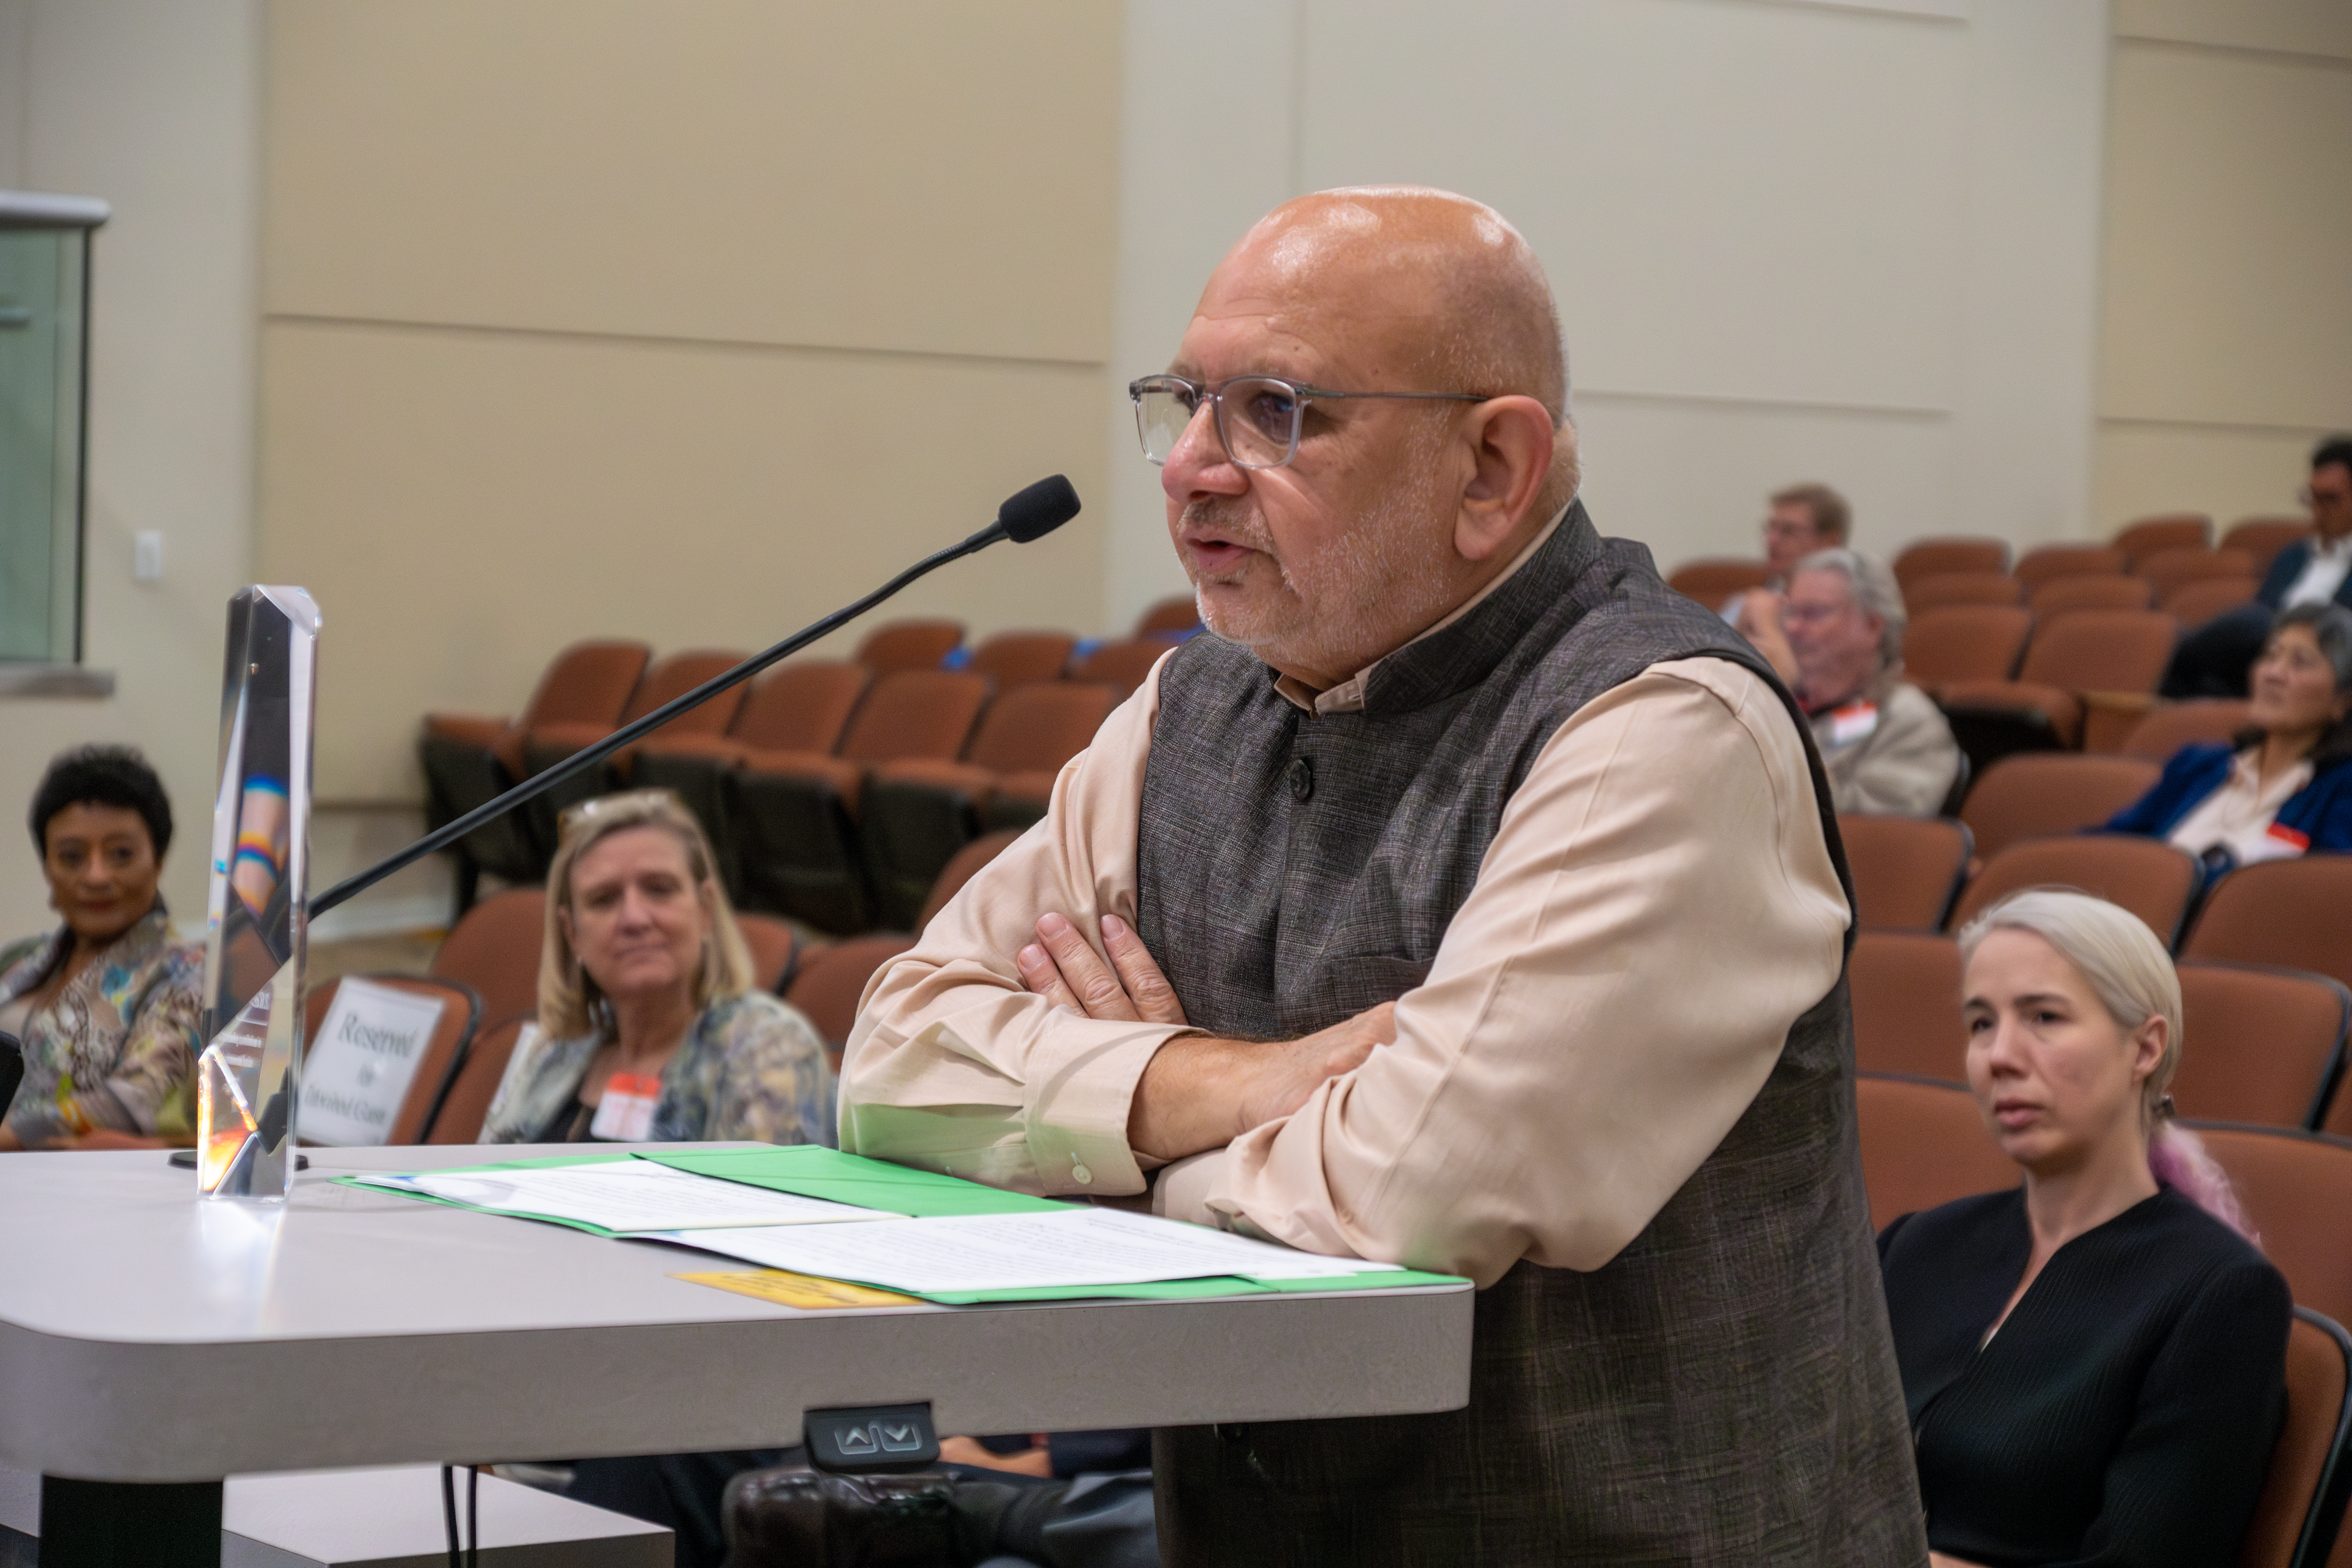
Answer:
[{"left": 1186, "top": 441, "right": 1460, "bottom": 676}]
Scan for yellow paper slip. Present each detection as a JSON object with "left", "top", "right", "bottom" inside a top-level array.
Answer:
[{"left": 673, "top": 1268, "right": 922, "bottom": 1310}]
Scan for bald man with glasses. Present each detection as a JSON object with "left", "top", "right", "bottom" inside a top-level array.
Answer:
[{"left": 840, "top": 188, "right": 1923, "bottom": 1565}]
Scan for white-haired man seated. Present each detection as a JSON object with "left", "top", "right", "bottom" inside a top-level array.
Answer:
[{"left": 1782, "top": 547, "right": 1961, "bottom": 816}]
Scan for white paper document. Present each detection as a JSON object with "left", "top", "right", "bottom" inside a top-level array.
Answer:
[
  {"left": 652, "top": 1206, "right": 1401, "bottom": 1294},
  {"left": 352, "top": 1160, "right": 890, "bottom": 1232}
]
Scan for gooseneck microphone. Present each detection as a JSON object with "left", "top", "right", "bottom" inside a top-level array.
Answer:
[{"left": 310, "top": 475, "right": 1082, "bottom": 917}]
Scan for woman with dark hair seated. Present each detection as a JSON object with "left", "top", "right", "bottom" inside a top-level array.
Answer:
[
  {"left": 2108, "top": 603, "right": 2352, "bottom": 866},
  {"left": 0, "top": 746, "right": 203, "bottom": 1149},
  {"left": 1878, "top": 890, "right": 2289, "bottom": 1568}
]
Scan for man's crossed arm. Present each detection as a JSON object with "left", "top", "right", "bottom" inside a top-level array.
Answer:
[{"left": 1013, "top": 909, "right": 1395, "bottom": 1163}]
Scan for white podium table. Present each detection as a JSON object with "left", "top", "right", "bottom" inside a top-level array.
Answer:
[{"left": 0, "top": 1144, "right": 1473, "bottom": 1566}]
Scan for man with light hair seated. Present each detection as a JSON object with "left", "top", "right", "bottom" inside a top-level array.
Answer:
[{"left": 1768, "top": 547, "right": 1961, "bottom": 816}]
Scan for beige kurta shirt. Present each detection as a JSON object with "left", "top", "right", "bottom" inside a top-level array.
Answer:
[{"left": 842, "top": 574, "right": 1850, "bottom": 1287}]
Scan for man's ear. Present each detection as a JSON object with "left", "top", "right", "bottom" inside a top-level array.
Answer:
[{"left": 1455, "top": 395, "right": 1556, "bottom": 563}]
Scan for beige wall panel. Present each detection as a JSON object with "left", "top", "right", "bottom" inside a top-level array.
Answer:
[
  {"left": 263, "top": 0, "right": 1118, "bottom": 364},
  {"left": 1298, "top": 0, "right": 1970, "bottom": 412},
  {"left": 1107, "top": 0, "right": 2111, "bottom": 619},
  {"left": 2099, "top": 42, "right": 2352, "bottom": 429},
  {"left": 2092, "top": 423, "right": 2328, "bottom": 537},
  {"left": 0, "top": 0, "right": 260, "bottom": 940},
  {"left": 1570, "top": 396, "right": 1956, "bottom": 576},
  {"left": 2115, "top": 0, "right": 2352, "bottom": 60},
  {"left": 257, "top": 321, "right": 1107, "bottom": 801}
]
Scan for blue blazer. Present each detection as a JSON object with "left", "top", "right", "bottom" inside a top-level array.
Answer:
[
  {"left": 2257, "top": 538, "right": 2352, "bottom": 612},
  {"left": 2106, "top": 742, "right": 2352, "bottom": 853}
]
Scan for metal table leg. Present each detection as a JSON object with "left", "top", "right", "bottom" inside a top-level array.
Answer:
[{"left": 38, "top": 1477, "right": 221, "bottom": 1568}]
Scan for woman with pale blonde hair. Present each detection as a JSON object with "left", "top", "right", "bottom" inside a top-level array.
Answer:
[
  {"left": 481, "top": 789, "right": 830, "bottom": 1146},
  {"left": 1876, "top": 888, "right": 2289, "bottom": 1568}
]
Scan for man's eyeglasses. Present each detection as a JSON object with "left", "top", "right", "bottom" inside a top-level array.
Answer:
[{"left": 1128, "top": 374, "right": 1491, "bottom": 471}]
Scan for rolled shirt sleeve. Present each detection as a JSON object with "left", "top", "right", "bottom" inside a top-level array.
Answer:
[
  {"left": 840, "top": 657, "right": 1193, "bottom": 1197},
  {"left": 1203, "top": 658, "right": 1851, "bottom": 1285}
]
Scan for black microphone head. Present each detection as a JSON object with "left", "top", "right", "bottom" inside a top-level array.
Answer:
[{"left": 998, "top": 475, "right": 1081, "bottom": 543}]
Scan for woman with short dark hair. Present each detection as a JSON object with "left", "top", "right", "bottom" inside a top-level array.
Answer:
[{"left": 0, "top": 746, "right": 203, "bottom": 1149}]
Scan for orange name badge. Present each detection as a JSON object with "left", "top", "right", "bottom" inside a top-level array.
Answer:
[
  {"left": 588, "top": 1072, "right": 661, "bottom": 1141},
  {"left": 1826, "top": 701, "right": 1879, "bottom": 748}
]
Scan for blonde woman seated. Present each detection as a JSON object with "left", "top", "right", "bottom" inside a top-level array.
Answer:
[
  {"left": 482, "top": 790, "right": 832, "bottom": 1147},
  {"left": 1876, "top": 890, "right": 2289, "bottom": 1568}
]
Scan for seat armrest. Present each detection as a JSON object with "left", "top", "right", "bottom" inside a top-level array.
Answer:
[{"left": 2079, "top": 691, "right": 2158, "bottom": 754}]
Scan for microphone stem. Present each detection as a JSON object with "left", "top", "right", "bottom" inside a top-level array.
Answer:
[{"left": 309, "top": 521, "right": 1007, "bottom": 917}]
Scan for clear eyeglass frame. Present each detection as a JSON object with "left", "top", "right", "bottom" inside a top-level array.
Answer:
[{"left": 1128, "top": 374, "right": 1492, "bottom": 471}]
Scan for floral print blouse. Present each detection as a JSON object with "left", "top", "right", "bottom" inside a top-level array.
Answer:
[
  {"left": 480, "top": 989, "right": 835, "bottom": 1148},
  {"left": 0, "top": 906, "right": 205, "bottom": 1147}
]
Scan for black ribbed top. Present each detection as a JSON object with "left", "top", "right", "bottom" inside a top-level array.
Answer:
[{"left": 1878, "top": 1186, "right": 2290, "bottom": 1566}]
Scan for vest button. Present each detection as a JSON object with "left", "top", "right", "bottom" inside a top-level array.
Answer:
[{"left": 1288, "top": 756, "right": 1314, "bottom": 800}]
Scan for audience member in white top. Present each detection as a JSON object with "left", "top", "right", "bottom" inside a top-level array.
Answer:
[
  {"left": 1726, "top": 481, "right": 1850, "bottom": 682},
  {"left": 1777, "top": 548, "right": 1962, "bottom": 817},
  {"left": 2163, "top": 435, "right": 2352, "bottom": 698},
  {"left": 2278, "top": 524, "right": 2352, "bottom": 610}
]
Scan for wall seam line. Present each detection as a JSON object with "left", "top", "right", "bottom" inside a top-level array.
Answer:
[
  {"left": 2099, "top": 414, "right": 2348, "bottom": 437},
  {"left": 1574, "top": 387, "right": 1950, "bottom": 420},
  {"left": 2111, "top": 33, "right": 2352, "bottom": 73},
  {"left": 259, "top": 312, "right": 1108, "bottom": 373}
]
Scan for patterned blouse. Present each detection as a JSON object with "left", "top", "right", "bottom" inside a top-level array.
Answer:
[
  {"left": 479, "top": 989, "right": 835, "bottom": 1147},
  {"left": 0, "top": 906, "right": 205, "bottom": 1147}
]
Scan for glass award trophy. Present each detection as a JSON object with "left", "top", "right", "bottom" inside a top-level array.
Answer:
[{"left": 196, "top": 587, "right": 319, "bottom": 1200}]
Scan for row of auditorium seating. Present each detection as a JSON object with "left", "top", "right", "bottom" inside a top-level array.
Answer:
[
  {"left": 421, "top": 598, "right": 1197, "bottom": 931},
  {"left": 1668, "top": 509, "right": 2317, "bottom": 773},
  {"left": 1669, "top": 509, "right": 2311, "bottom": 607},
  {"left": 316, "top": 826, "right": 1023, "bottom": 1147},
  {"left": 1854, "top": 1074, "right": 2352, "bottom": 1568},
  {"left": 1840, "top": 761, "right": 2352, "bottom": 1134}
]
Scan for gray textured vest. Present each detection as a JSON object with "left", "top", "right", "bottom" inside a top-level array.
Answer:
[{"left": 1139, "top": 506, "right": 1924, "bottom": 1565}]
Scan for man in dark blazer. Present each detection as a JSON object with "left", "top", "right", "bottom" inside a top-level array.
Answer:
[{"left": 2164, "top": 435, "right": 2352, "bottom": 698}]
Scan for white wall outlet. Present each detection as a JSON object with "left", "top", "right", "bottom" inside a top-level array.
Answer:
[{"left": 133, "top": 530, "right": 165, "bottom": 584}]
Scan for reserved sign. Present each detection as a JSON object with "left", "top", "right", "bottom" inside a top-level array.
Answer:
[{"left": 298, "top": 978, "right": 448, "bottom": 1146}]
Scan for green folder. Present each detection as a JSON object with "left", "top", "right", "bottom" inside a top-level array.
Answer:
[
  {"left": 633, "top": 1148, "right": 1466, "bottom": 1301},
  {"left": 338, "top": 1148, "right": 1471, "bottom": 1302},
  {"left": 904, "top": 1269, "right": 1469, "bottom": 1305},
  {"left": 639, "top": 1145, "right": 1069, "bottom": 1217}
]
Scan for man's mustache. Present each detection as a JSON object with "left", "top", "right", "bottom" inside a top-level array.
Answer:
[{"left": 1180, "top": 501, "right": 1278, "bottom": 557}]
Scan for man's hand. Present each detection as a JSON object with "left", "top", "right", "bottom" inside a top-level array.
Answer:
[
  {"left": 62, "top": 1129, "right": 165, "bottom": 1152},
  {"left": 936, "top": 1435, "right": 1053, "bottom": 1477},
  {"left": 1016, "top": 911, "right": 1187, "bottom": 1026},
  {"left": 1014, "top": 911, "right": 1396, "bottom": 1162}
]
